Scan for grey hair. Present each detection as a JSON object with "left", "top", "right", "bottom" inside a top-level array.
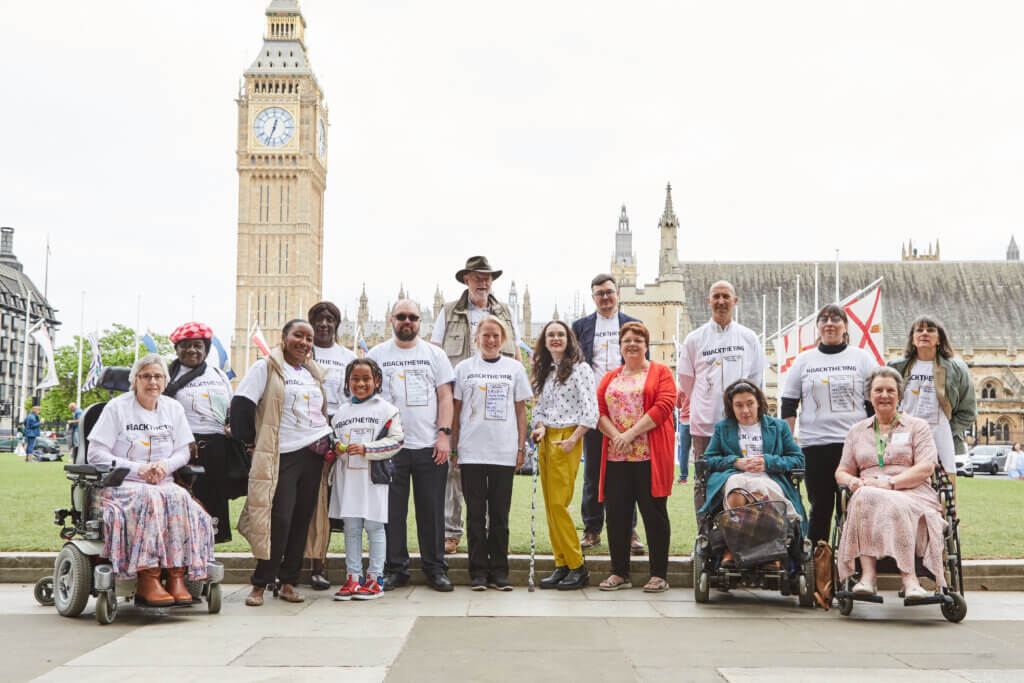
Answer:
[
  {"left": 129, "top": 353, "right": 170, "bottom": 392},
  {"left": 866, "top": 365, "right": 904, "bottom": 401}
]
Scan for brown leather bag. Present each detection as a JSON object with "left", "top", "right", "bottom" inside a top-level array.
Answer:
[{"left": 812, "top": 541, "right": 835, "bottom": 609}]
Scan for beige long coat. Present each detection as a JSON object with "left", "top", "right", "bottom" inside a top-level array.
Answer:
[{"left": 237, "top": 346, "right": 331, "bottom": 560}]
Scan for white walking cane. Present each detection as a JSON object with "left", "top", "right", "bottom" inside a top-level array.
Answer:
[{"left": 528, "top": 440, "right": 539, "bottom": 592}]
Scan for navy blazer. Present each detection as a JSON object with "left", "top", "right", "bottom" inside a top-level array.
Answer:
[{"left": 571, "top": 311, "right": 645, "bottom": 367}]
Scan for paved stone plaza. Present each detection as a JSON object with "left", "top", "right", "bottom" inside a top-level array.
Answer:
[{"left": 6, "top": 582, "right": 1024, "bottom": 682}]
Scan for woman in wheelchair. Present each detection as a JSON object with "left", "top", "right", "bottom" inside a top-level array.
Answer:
[
  {"left": 87, "top": 353, "right": 215, "bottom": 607},
  {"left": 699, "top": 380, "right": 807, "bottom": 566},
  {"left": 834, "top": 366, "right": 946, "bottom": 601}
]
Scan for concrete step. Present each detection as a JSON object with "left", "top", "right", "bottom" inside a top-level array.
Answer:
[{"left": 4, "top": 551, "right": 1023, "bottom": 590}]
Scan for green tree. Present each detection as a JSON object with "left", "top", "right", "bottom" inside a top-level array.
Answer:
[{"left": 35, "top": 325, "right": 172, "bottom": 422}]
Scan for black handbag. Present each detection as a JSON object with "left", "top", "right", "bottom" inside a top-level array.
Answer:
[{"left": 369, "top": 418, "right": 396, "bottom": 485}]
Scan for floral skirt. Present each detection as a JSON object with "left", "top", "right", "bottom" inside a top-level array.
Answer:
[{"left": 100, "top": 481, "right": 215, "bottom": 580}]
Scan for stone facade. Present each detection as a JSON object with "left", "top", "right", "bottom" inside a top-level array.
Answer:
[
  {"left": 617, "top": 184, "right": 1024, "bottom": 446},
  {"left": 231, "top": 0, "right": 328, "bottom": 376}
]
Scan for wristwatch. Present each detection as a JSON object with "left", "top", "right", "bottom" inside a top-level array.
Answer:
[{"left": 437, "top": 427, "right": 452, "bottom": 435}]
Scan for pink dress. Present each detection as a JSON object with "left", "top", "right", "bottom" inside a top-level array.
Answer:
[
  {"left": 604, "top": 370, "right": 649, "bottom": 462},
  {"left": 836, "top": 414, "right": 947, "bottom": 586}
]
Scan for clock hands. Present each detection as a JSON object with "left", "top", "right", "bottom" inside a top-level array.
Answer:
[{"left": 269, "top": 119, "right": 278, "bottom": 139}]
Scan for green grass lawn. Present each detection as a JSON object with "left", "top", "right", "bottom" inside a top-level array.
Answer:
[{"left": 2, "top": 454, "right": 1021, "bottom": 558}]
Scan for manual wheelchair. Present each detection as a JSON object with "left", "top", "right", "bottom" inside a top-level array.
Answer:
[{"left": 33, "top": 367, "right": 224, "bottom": 624}]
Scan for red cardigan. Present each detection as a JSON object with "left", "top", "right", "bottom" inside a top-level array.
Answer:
[{"left": 596, "top": 362, "right": 677, "bottom": 502}]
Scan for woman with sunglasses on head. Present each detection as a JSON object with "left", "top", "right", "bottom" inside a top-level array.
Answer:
[
  {"left": 231, "top": 319, "right": 333, "bottom": 606},
  {"left": 780, "top": 304, "right": 877, "bottom": 547},
  {"left": 530, "top": 320, "right": 598, "bottom": 590},
  {"left": 887, "top": 316, "right": 976, "bottom": 492}
]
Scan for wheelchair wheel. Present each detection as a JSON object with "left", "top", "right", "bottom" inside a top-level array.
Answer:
[
  {"left": 34, "top": 576, "right": 55, "bottom": 606},
  {"left": 207, "top": 583, "right": 222, "bottom": 614},
  {"left": 95, "top": 591, "right": 117, "bottom": 625},
  {"left": 797, "top": 555, "right": 815, "bottom": 608},
  {"left": 53, "top": 544, "right": 91, "bottom": 617},
  {"left": 941, "top": 592, "right": 967, "bottom": 623}
]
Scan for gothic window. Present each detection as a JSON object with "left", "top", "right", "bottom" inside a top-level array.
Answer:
[{"left": 983, "top": 382, "right": 995, "bottom": 399}]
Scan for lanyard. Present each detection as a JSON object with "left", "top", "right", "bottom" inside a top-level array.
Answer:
[{"left": 873, "top": 412, "right": 901, "bottom": 468}]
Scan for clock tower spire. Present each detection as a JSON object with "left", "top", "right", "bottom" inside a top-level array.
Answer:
[{"left": 232, "top": 0, "right": 329, "bottom": 377}]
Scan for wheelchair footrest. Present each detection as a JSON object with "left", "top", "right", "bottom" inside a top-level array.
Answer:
[
  {"left": 836, "top": 590, "right": 884, "bottom": 604},
  {"left": 902, "top": 594, "right": 950, "bottom": 607}
]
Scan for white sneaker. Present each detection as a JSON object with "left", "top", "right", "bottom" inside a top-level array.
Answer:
[
  {"left": 904, "top": 584, "right": 930, "bottom": 600},
  {"left": 851, "top": 581, "right": 877, "bottom": 595}
]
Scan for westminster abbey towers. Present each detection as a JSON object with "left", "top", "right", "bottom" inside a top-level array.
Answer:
[{"left": 232, "top": 0, "right": 328, "bottom": 374}]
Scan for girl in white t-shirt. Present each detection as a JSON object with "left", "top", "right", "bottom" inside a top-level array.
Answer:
[
  {"left": 452, "top": 316, "right": 533, "bottom": 591},
  {"left": 329, "top": 358, "right": 404, "bottom": 601}
]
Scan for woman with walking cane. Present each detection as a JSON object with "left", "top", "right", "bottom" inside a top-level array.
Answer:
[{"left": 530, "top": 320, "right": 598, "bottom": 590}]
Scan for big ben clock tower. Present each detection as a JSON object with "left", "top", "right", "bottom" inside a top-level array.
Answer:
[{"left": 232, "top": 0, "right": 328, "bottom": 376}]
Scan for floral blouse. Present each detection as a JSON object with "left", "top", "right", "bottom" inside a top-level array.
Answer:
[
  {"left": 533, "top": 361, "right": 599, "bottom": 430},
  {"left": 605, "top": 369, "right": 649, "bottom": 462}
]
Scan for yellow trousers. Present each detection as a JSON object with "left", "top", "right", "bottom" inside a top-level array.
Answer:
[{"left": 539, "top": 426, "right": 584, "bottom": 569}]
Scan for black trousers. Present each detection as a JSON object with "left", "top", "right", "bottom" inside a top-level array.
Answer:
[
  {"left": 605, "top": 460, "right": 670, "bottom": 580},
  {"left": 460, "top": 463, "right": 515, "bottom": 580},
  {"left": 385, "top": 447, "right": 448, "bottom": 579},
  {"left": 581, "top": 429, "right": 636, "bottom": 535},
  {"left": 803, "top": 443, "right": 844, "bottom": 547},
  {"left": 192, "top": 433, "right": 248, "bottom": 544},
  {"left": 251, "top": 447, "right": 323, "bottom": 587}
]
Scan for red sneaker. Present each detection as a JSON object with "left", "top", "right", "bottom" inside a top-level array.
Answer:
[
  {"left": 352, "top": 578, "right": 382, "bottom": 600},
  {"left": 333, "top": 575, "right": 361, "bottom": 601}
]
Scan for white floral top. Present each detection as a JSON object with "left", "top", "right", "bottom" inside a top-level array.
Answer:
[{"left": 533, "top": 360, "right": 599, "bottom": 430}]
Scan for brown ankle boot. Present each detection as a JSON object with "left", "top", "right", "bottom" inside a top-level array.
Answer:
[
  {"left": 165, "top": 567, "right": 194, "bottom": 606},
  {"left": 136, "top": 567, "right": 174, "bottom": 606}
]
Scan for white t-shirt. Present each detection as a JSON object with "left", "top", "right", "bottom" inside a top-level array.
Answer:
[
  {"left": 738, "top": 422, "right": 764, "bottom": 459},
  {"left": 368, "top": 338, "right": 454, "bottom": 450},
  {"left": 235, "top": 359, "right": 332, "bottom": 454},
  {"left": 313, "top": 343, "right": 357, "bottom": 417},
  {"left": 678, "top": 319, "right": 766, "bottom": 437},
  {"left": 590, "top": 312, "right": 622, "bottom": 379},
  {"left": 900, "top": 360, "right": 955, "bottom": 473},
  {"left": 172, "top": 364, "right": 233, "bottom": 436},
  {"left": 781, "top": 345, "right": 877, "bottom": 447},
  {"left": 87, "top": 393, "right": 194, "bottom": 484},
  {"left": 329, "top": 396, "right": 398, "bottom": 523},
  {"left": 430, "top": 299, "right": 522, "bottom": 357},
  {"left": 453, "top": 354, "right": 533, "bottom": 466}
]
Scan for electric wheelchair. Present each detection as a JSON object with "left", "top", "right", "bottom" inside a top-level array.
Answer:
[
  {"left": 831, "top": 465, "right": 967, "bottom": 622},
  {"left": 691, "top": 459, "right": 815, "bottom": 607},
  {"left": 33, "top": 367, "right": 224, "bottom": 624}
]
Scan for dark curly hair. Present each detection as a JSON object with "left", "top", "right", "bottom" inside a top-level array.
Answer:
[
  {"left": 722, "top": 379, "right": 769, "bottom": 421},
  {"left": 531, "top": 320, "right": 585, "bottom": 394},
  {"left": 343, "top": 358, "right": 383, "bottom": 398}
]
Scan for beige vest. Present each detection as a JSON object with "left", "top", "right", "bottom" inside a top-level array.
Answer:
[
  {"left": 237, "top": 346, "right": 329, "bottom": 560},
  {"left": 441, "top": 291, "right": 517, "bottom": 366}
]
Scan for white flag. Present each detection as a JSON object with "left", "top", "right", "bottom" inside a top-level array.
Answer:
[
  {"left": 844, "top": 284, "right": 885, "bottom": 364},
  {"left": 774, "top": 318, "right": 818, "bottom": 387},
  {"left": 30, "top": 327, "right": 59, "bottom": 390}
]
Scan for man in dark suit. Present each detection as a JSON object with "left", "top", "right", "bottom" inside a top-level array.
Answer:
[{"left": 571, "top": 274, "right": 644, "bottom": 553}]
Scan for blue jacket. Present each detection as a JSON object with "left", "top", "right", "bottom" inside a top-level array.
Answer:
[
  {"left": 23, "top": 412, "right": 41, "bottom": 438},
  {"left": 700, "top": 415, "right": 807, "bottom": 534},
  {"left": 571, "top": 310, "right": 645, "bottom": 368}
]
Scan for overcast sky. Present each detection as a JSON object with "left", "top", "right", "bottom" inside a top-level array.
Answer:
[{"left": 3, "top": 0, "right": 1021, "bottom": 348}]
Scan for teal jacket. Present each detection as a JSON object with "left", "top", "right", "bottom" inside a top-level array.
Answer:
[{"left": 699, "top": 415, "right": 808, "bottom": 534}]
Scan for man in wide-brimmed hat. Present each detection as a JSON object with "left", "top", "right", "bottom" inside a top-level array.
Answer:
[{"left": 431, "top": 255, "right": 521, "bottom": 554}]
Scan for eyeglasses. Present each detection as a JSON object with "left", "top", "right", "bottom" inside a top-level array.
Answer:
[
  {"left": 394, "top": 313, "right": 420, "bottom": 322},
  {"left": 818, "top": 314, "right": 843, "bottom": 324},
  {"left": 137, "top": 373, "right": 165, "bottom": 383},
  {"left": 592, "top": 289, "right": 616, "bottom": 298}
]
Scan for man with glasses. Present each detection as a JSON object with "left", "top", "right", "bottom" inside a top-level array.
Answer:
[
  {"left": 677, "top": 280, "right": 766, "bottom": 511},
  {"left": 571, "top": 274, "right": 645, "bottom": 553},
  {"left": 431, "top": 256, "right": 520, "bottom": 555},
  {"left": 369, "top": 300, "right": 456, "bottom": 592}
]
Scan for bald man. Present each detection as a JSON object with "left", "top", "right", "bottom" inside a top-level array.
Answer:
[{"left": 676, "top": 281, "right": 766, "bottom": 509}]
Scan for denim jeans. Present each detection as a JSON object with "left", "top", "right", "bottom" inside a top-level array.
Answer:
[
  {"left": 676, "top": 421, "right": 691, "bottom": 480},
  {"left": 343, "top": 517, "right": 386, "bottom": 579}
]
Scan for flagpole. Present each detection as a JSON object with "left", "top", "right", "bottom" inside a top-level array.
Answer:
[
  {"left": 134, "top": 293, "right": 141, "bottom": 364},
  {"left": 76, "top": 291, "right": 84, "bottom": 407},
  {"left": 18, "top": 288, "right": 33, "bottom": 421},
  {"left": 246, "top": 293, "right": 252, "bottom": 370},
  {"left": 761, "top": 294, "right": 767, "bottom": 354},
  {"left": 795, "top": 274, "right": 801, "bottom": 325},
  {"left": 814, "top": 263, "right": 819, "bottom": 315},
  {"left": 44, "top": 235, "right": 51, "bottom": 299},
  {"left": 776, "top": 287, "right": 782, "bottom": 340},
  {"left": 835, "top": 249, "right": 840, "bottom": 303}
]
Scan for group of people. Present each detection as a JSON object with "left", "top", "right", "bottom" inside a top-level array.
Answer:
[{"left": 78, "top": 254, "right": 980, "bottom": 606}]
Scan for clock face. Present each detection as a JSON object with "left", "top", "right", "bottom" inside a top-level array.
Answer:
[
  {"left": 317, "top": 119, "right": 326, "bottom": 158},
  {"left": 254, "top": 107, "right": 295, "bottom": 148}
]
